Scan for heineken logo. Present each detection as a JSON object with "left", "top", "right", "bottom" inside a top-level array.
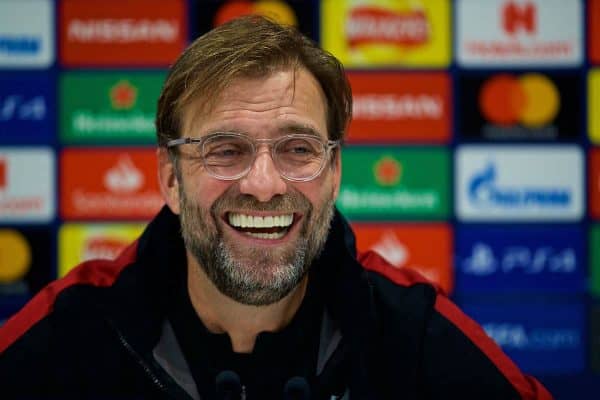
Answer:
[
  {"left": 61, "top": 72, "right": 165, "bottom": 143},
  {"left": 110, "top": 80, "right": 137, "bottom": 110},
  {"left": 374, "top": 156, "right": 401, "bottom": 186},
  {"left": 338, "top": 148, "right": 449, "bottom": 219}
]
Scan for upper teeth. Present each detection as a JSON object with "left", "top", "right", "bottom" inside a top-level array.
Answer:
[{"left": 228, "top": 213, "right": 294, "bottom": 228}]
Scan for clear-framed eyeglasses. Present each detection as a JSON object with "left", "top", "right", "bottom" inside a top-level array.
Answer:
[{"left": 166, "top": 132, "right": 340, "bottom": 182}]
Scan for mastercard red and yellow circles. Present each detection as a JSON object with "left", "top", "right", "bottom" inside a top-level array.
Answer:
[
  {"left": 214, "top": 0, "right": 297, "bottom": 27},
  {"left": 479, "top": 73, "right": 560, "bottom": 127},
  {"left": 0, "top": 230, "right": 31, "bottom": 284}
]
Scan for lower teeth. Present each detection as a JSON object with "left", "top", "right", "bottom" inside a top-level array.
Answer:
[{"left": 245, "top": 231, "right": 286, "bottom": 239}]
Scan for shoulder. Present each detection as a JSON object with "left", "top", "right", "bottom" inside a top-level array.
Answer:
[
  {"left": 358, "top": 250, "right": 442, "bottom": 310},
  {"left": 0, "top": 241, "right": 139, "bottom": 354}
]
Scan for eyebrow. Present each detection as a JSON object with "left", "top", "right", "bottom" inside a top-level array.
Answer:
[{"left": 277, "top": 123, "right": 324, "bottom": 139}]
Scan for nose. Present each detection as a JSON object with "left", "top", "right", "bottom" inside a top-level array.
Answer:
[{"left": 238, "top": 149, "right": 287, "bottom": 202}]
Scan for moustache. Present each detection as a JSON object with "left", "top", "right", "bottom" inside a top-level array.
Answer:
[{"left": 210, "top": 186, "right": 312, "bottom": 216}]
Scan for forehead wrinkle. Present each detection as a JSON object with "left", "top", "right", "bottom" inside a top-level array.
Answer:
[{"left": 181, "top": 68, "right": 326, "bottom": 138}]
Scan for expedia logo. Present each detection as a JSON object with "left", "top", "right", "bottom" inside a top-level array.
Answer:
[
  {"left": 374, "top": 156, "right": 401, "bottom": 186},
  {"left": 479, "top": 73, "right": 559, "bottom": 128},
  {"left": 468, "top": 162, "right": 570, "bottom": 208},
  {"left": 214, "top": 0, "right": 297, "bottom": 27},
  {"left": 346, "top": 6, "right": 429, "bottom": 48}
]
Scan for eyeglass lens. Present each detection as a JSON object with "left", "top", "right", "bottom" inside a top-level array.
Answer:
[{"left": 201, "top": 135, "right": 327, "bottom": 180}]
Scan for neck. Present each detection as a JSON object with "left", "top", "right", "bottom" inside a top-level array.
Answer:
[{"left": 186, "top": 250, "right": 309, "bottom": 353}]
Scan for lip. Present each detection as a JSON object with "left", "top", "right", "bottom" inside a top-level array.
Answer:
[{"left": 221, "top": 211, "right": 303, "bottom": 246}]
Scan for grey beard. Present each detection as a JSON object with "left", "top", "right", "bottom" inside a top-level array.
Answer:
[
  {"left": 195, "top": 235, "right": 309, "bottom": 305},
  {"left": 179, "top": 185, "right": 335, "bottom": 306}
]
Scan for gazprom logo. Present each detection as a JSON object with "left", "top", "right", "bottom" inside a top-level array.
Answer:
[
  {"left": 0, "top": 35, "right": 41, "bottom": 55},
  {"left": 468, "top": 162, "right": 571, "bottom": 208}
]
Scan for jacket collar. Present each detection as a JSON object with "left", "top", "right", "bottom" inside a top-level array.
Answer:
[{"left": 104, "top": 205, "right": 377, "bottom": 396}]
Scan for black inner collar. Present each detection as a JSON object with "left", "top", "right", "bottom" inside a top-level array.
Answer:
[{"left": 167, "top": 266, "right": 323, "bottom": 399}]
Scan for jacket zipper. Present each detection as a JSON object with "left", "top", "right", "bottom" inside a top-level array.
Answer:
[
  {"left": 106, "top": 317, "right": 192, "bottom": 400},
  {"left": 116, "top": 328, "right": 172, "bottom": 395}
]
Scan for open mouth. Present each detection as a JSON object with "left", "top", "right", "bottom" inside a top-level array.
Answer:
[{"left": 226, "top": 212, "right": 295, "bottom": 240}]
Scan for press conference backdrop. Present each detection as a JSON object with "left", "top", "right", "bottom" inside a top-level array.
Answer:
[{"left": 0, "top": 0, "right": 598, "bottom": 398}]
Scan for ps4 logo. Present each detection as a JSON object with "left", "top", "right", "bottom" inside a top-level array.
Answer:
[
  {"left": 462, "top": 242, "right": 576, "bottom": 276},
  {"left": 468, "top": 162, "right": 571, "bottom": 208},
  {"left": 0, "top": 95, "right": 46, "bottom": 121}
]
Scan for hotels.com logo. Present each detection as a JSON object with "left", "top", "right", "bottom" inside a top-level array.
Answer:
[
  {"left": 103, "top": 155, "right": 144, "bottom": 194},
  {"left": 0, "top": 158, "right": 6, "bottom": 191},
  {"left": 110, "top": 80, "right": 137, "bottom": 110},
  {"left": 458, "top": 0, "right": 580, "bottom": 66},
  {"left": 502, "top": 1, "right": 537, "bottom": 35},
  {"left": 479, "top": 73, "right": 559, "bottom": 128},
  {"left": 374, "top": 156, "right": 402, "bottom": 186},
  {"left": 346, "top": 6, "right": 430, "bottom": 48}
]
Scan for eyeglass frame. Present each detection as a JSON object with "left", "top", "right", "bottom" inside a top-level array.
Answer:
[{"left": 165, "top": 132, "right": 340, "bottom": 182}]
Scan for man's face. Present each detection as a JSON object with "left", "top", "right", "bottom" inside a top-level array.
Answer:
[{"left": 165, "top": 68, "right": 341, "bottom": 305}]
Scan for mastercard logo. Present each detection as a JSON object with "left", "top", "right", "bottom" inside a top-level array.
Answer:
[
  {"left": 214, "top": 0, "right": 297, "bottom": 27},
  {"left": 479, "top": 73, "right": 560, "bottom": 127},
  {"left": 0, "top": 230, "right": 31, "bottom": 284}
]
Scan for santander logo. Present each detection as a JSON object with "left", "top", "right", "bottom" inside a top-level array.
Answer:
[
  {"left": 371, "top": 231, "right": 408, "bottom": 268},
  {"left": 346, "top": 6, "right": 430, "bottom": 48},
  {"left": 103, "top": 155, "right": 144, "bottom": 194}
]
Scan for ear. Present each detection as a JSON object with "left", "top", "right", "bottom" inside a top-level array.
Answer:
[
  {"left": 157, "top": 148, "right": 181, "bottom": 215},
  {"left": 330, "top": 149, "right": 341, "bottom": 201}
]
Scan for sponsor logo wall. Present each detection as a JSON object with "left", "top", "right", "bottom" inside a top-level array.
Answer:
[{"left": 0, "top": 0, "right": 598, "bottom": 394}]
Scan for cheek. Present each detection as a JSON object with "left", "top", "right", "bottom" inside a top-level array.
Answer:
[
  {"left": 182, "top": 175, "right": 231, "bottom": 210},
  {"left": 295, "top": 178, "right": 336, "bottom": 212}
]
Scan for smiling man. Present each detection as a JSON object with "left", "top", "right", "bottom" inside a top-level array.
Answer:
[{"left": 0, "top": 16, "right": 552, "bottom": 400}]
